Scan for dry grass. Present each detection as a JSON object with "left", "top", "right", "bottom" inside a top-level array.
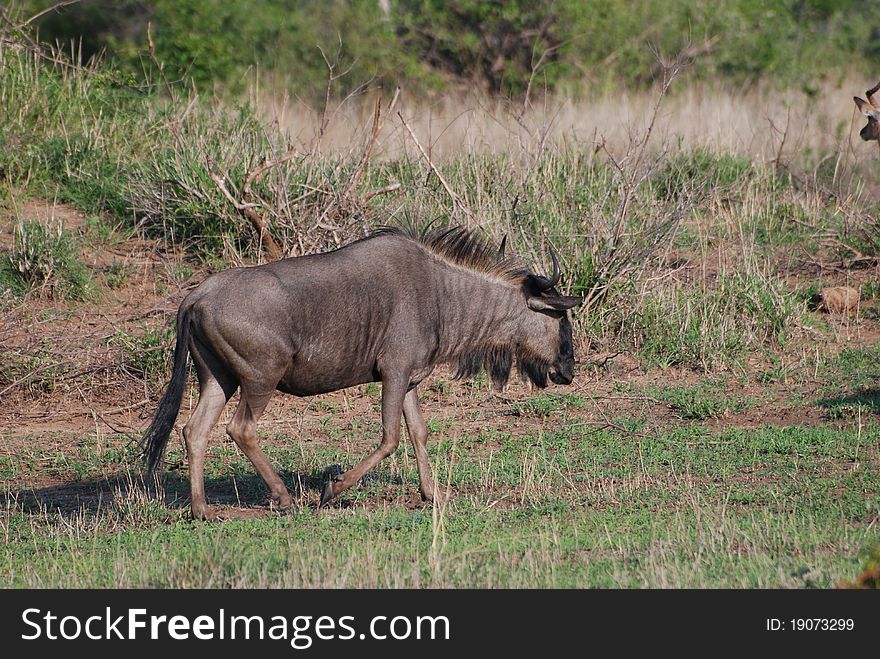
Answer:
[{"left": 260, "top": 75, "right": 875, "bottom": 167}]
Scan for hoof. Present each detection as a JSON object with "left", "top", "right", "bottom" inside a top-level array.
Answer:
[
  {"left": 322, "top": 464, "right": 344, "bottom": 480},
  {"left": 319, "top": 465, "right": 346, "bottom": 508},
  {"left": 421, "top": 484, "right": 451, "bottom": 503},
  {"left": 319, "top": 479, "right": 335, "bottom": 508},
  {"left": 319, "top": 470, "right": 347, "bottom": 508},
  {"left": 270, "top": 494, "right": 294, "bottom": 512}
]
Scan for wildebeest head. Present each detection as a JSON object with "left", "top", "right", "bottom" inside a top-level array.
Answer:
[
  {"left": 442, "top": 228, "right": 582, "bottom": 390},
  {"left": 854, "top": 81, "right": 880, "bottom": 142},
  {"left": 519, "top": 248, "right": 582, "bottom": 387}
]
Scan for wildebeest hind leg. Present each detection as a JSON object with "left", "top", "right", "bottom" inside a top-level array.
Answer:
[
  {"left": 227, "top": 388, "right": 293, "bottom": 511},
  {"left": 403, "top": 388, "right": 436, "bottom": 501},
  {"left": 183, "top": 374, "right": 235, "bottom": 521},
  {"left": 320, "top": 377, "right": 407, "bottom": 506}
]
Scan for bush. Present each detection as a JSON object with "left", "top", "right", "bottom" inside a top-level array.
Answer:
[
  {"left": 0, "top": 42, "right": 143, "bottom": 223},
  {"left": 26, "top": 0, "right": 430, "bottom": 99},
  {"left": 19, "top": 0, "right": 880, "bottom": 98},
  {"left": 0, "top": 220, "right": 91, "bottom": 299},
  {"left": 397, "top": 0, "right": 565, "bottom": 95}
]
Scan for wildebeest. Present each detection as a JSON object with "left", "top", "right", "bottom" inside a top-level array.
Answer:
[
  {"left": 142, "top": 225, "right": 583, "bottom": 519},
  {"left": 854, "top": 80, "right": 880, "bottom": 142}
]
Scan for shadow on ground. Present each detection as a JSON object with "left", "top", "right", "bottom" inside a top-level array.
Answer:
[
  {"left": 3, "top": 469, "right": 329, "bottom": 517},
  {"left": 3, "top": 465, "right": 408, "bottom": 519},
  {"left": 818, "top": 388, "right": 880, "bottom": 416}
]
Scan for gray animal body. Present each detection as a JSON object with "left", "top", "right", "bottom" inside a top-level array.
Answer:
[{"left": 142, "top": 226, "right": 582, "bottom": 519}]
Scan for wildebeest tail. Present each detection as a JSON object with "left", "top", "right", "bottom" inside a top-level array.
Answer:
[{"left": 142, "top": 305, "right": 191, "bottom": 478}]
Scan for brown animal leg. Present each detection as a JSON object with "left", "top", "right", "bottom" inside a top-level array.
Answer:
[
  {"left": 403, "top": 388, "right": 436, "bottom": 501},
  {"left": 320, "top": 377, "right": 407, "bottom": 506},
  {"left": 183, "top": 379, "right": 233, "bottom": 521},
  {"left": 227, "top": 389, "right": 293, "bottom": 510},
  {"left": 184, "top": 338, "right": 238, "bottom": 520}
]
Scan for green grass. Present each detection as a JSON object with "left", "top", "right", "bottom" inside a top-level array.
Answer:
[
  {"left": 2, "top": 419, "right": 876, "bottom": 588},
  {"left": 103, "top": 261, "right": 132, "bottom": 289},
  {"left": 818, "top": 345, "right": 880, "bottom": 417},
  {"left": 0, "top": 345, "right": 69, "bottom": 395},
  {"left": 631, "top": 272, "right": 805, "bottom": 372},
  {"left": 509, "top": 393, "right": 587, "bottom": 418},
  {"left": 652, "top": 148, "right": 754, "bottom": 202},
  {"left": 85, "top": 214, "right": 132, "bottom": 247},
  {"left": 651, "top": 383, "right": 752, "bottom": 420}
]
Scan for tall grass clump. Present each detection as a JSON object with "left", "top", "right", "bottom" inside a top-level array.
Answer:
[
  {"left": 0, "top": 37, "right": 338, "bottom": 259},
  {"left": 652, "top": 148, "right": 754, "bottom": 201},
  {"left": 0, "top": 43, "right": 145, "bottom": 220},
  {"left": 110, "top": 323, "right": 175, "bottom": 385},
  {"left": 122, "top": 100, "right": 363, "bottom": 259},
  {"left": 0, "top": 220, "right": 91, "bottom": 299},
  {"left": 126, "top": 105, "right": 275, "bottom": 254},
  {"left": 627, "top": 270, "right": 806, "bottom": 371}
]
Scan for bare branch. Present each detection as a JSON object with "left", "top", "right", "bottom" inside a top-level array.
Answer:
[
  {"left": 346, "top": 87, "right": 399, "bottom": 200},
  {"left": 0, "top": 3, "right": 85, "bottom": 71},
  {"left": 21, "top": 0, "right": 82, "bottom": 27},
  {"left": 397, "top": 111, "right": 475, "bottom": 225},
  {"left": 209, "top": 170, "right": 283, "bottom": 261},
  {"left": 243, "top": 147, "right": 301, "bottom": 197},
  {"left": 360, "top": 182, "right": 401, "bottom": 203}
]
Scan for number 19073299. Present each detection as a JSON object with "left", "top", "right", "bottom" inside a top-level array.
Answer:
[{"left": 766, "top": 618, "right": 854, "bottom": 631}]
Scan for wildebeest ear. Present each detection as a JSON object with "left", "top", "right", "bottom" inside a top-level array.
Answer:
[
  {"left": 528, "top": 295, "right": 583, "bottom": 311},
  {"left": 855, "top": 96, "right": 880, "bottom": 119}
]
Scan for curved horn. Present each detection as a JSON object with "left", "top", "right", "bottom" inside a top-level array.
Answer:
[
  {"left": 538, "top": 246, "right": 561, "bottom": 291},
  {"left": 498, "top": 234, "right": 508, "bottom": 258}
]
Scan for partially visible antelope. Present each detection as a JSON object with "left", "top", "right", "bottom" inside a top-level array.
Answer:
[
  {"left": 142, "top": 224, "right": 583, "bottom": 520},
  {"left": 854, "top": 81, "right": 880, "bottom": 144}
]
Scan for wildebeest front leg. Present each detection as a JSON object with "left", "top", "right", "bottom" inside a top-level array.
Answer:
[
  {"left": 320, "top": 376, "right": 407, "bottom": 506},
  {"left": 403, "top": 388, "right": 436, "bottom": 501},
  {"left": 227, "top": 388, "right": 293, "bottom": 510}
]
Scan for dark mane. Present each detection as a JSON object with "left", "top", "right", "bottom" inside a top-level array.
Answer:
[{"left": 369, "top": 223, "right": 529, "bottom": 284}]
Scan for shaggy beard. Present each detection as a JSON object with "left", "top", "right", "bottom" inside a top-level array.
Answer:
[
  {"left": 455, "top": 346, "right": 513, "bottom": 389},
  {"left": 455, "top": 346, "right": 551, "bottom": 389},
  {"left": 517, "top": 352, "right": 550, "bottom": 388}
]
